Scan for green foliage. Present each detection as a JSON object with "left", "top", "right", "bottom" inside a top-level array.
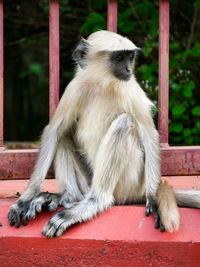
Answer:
[
  {"left": 4, "top": 0, "right": 200, "bottom": 145},
  {"left": 192, "top": 106, "right": 200, "bottom": 116},
  {"left": 81, "top": 13, "right": 106, "bottom": 34},
  {"left": 79, "top": 0, "right": 200, "bottom": 145},
  {"left": 29, "top": 63, "right": 42, "bottom": 75}
]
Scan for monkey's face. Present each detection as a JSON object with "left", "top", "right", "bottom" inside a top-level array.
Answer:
[{"left": 109, "top": 50, "right": 135, "bottom": 81}]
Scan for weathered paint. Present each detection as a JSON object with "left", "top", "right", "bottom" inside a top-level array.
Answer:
[
  {"left": 161, "top": 146, "right": 200, "bottom": 176},
  {"left": 158, "top": 0, "right": 169, "bottom": 147},
  {"left": 107, "top": 0, "right": 117, "bottom": 32},
  {"left": 0, "top": 147, "right": 200, "bottom": 179},
  {"left": 162, "top": 175, "right": 200, "bottom": 190},
  {"left": 1, "top": 200, "right": 200, "bottom": 266},
  {"left": 0, "top": 149, "right": 54, "bottom": 179},
  {"left": 0, "top": 179, "right": 59, "bottom": 198},
  {"left": 49, "top": 0, "right": 59, "bottom": 120},
  {"left": 0, "top": 0, "right": 3, "bottom": 147}
]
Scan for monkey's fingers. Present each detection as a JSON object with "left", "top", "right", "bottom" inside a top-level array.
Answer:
[
  {"left": 145, "top": 202, "right": 151, "bottom": 216},
  {"left": 8, "top": 207, "right": 21, "bottom": 228},
  {"left": 22, "top": 192, "right": 52, "bottom": 220},
  {"left": 145, "top": 202, "right": 165, "bottom": 232}
]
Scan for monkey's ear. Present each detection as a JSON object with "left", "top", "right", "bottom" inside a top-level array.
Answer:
[
  {"left": 134, "top": 47, "right": 142, "bottom": 55},
  {"left": 72, "top": 38, "right": 90, "bottom": 68},
  {"left": 134, "top": 47, "right": 142, "bottom": 52}
]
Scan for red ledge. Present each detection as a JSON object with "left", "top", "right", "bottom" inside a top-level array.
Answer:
[
  {"left": 0, "top": 199, "right": 200, "bottom": 266},
  {"left": 1, "top": 176, "right": 200, "bottom": 198}
]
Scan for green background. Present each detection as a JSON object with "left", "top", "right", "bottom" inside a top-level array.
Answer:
[{"left": 4, "top": 0, "right": 200, "bottom": 145}]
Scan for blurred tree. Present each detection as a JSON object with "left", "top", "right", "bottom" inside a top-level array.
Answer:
[{"left": 4, "top": 0, "right": 200, "bottom": 145}]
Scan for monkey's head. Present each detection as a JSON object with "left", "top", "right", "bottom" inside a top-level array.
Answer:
[{"left": 72, "top": 30, "right": 141, "bottom": 82}]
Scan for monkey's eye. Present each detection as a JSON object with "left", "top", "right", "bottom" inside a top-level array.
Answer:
[
  {"left": 116, "top": 55, "right": 122, "bottom": 61},
  {"left": 129, "top": 53, "right": 134, "bottom": 61},
  {"left": 81, "top": 51, "right": 86, "bottom": 57}
]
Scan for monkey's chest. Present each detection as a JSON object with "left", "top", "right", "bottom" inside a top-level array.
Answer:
[{"left": 75, "top": 101, "right": 120, "bottom": 164}]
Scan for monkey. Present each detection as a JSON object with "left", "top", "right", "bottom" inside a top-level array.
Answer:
[{"left": 8, "top": 30, "right": 199, "bottom": 238}]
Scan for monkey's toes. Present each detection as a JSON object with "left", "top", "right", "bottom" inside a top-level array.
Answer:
[
  {"left": 42, "top": 209, "right": 72, "bottom": 238},
  {"left": 8, "top": 208, "right": 21, "bottom": 228},
  {"left": 145, "top": 200, "right": 165, "bottom": 232}
]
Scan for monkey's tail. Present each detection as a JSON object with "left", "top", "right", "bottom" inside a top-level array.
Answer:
[
  {"left": 157, "top": 181, "right": 180, "bottom": 232},
  {"left": 174, "top": 190, "right": 200, "bottom": 208}
]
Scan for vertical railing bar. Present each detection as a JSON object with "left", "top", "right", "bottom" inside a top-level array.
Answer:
[
  {"left": 158, "top": 0, "right": 170, "bottom": 147},
  {"left": 107, "top": 0, "right": 118, "bottom": 32},
  {"left": 49, "top": 0, "right": 60, "bottom": 120},
  {"left": 0, "top": 0, "right": 4, "bottom": 149}
]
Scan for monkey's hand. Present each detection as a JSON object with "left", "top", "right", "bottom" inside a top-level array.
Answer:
[
  {"left": 145, "top": 200, "right": 165, "bottom": 232},
  {"left": 8, "top": 192, "right": 62, "bottom": 227}
]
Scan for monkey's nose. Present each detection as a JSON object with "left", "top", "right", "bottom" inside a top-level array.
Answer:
[{"left": 126, "top": 67, "right": 131, "bottom": 73}]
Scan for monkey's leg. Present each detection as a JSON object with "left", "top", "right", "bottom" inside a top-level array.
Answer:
[
  {"left": 10, "top": 137, "right": 89, "bottom": 227},
  {"left": 52, "top": 138, "right": 90, "bottom": 208},
  {"left": 42, "top": 113, "right": 134, "bottom": 238},
  {"left": 136, "top": 123, "right": 164, "bottom": 229},
  {"left": 8, "top": 124, "right": 59, "bottom": 227}
]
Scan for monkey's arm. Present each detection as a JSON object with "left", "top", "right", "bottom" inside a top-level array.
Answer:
[
  {"left": 137, "top": 122, "right": 163, "bottom": 228},
  {"left": 8, "top": 80, "right": 83, "bottom": 227}
]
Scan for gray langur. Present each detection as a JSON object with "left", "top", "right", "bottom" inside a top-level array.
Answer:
[{"left": 8, "top": 30, "right": 199, "bottom": 238}]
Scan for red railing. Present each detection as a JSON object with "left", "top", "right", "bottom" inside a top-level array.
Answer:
[
  {"left": 49, "top": 0, "right": 60, "bottom": 120},
  {"left": 0, "top": 0, "right": 200, "bottom": 179},
  {"left": 0, "top": 0, "right": 3, "bottom": 150}
]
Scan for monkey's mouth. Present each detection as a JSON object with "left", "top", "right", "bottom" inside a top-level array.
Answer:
[{"left": 116, "top": 73, "right": 131, "bottom": 81}]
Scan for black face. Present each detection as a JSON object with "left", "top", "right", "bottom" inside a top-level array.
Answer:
[{"left": 110, "top": 50, "right": 135, "bottom": 81}]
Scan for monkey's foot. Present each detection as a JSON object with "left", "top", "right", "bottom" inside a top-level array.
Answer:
[
  {"left": 145, "top": 201, "right": 165, "bottom": 232},
  {"left": 8, "top": 192, "right": 62, "bottom": 227},
  {"left": 42, "top": 208, "right": 74, "bottom": 238}
]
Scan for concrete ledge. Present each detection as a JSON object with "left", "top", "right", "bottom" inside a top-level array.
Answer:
[
  {"left": 1, "top": 176, "right": 200, "bottom": 198},
  {"left": 1, "top": 199, "right": 200, "bottom": 266}
]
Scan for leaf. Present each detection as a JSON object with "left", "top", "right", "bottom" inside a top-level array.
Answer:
[
  {"left": 172, "top": 83, "right": 181, "bottom": 92},
  {"left": 170, "top": 42, "right": 180, "bottom": 51},
  {"left": 183, "top": 128, "right": 191, "bottom": 137},
  {"left": 118, "top": 21, "right": 137, "bottom": 33},
  {"left": 185, "top": 136, "right": 194, "bottom": 144},
  {"left": 118, "top": 9, "right": 137, "bottom": 33},
  {"left": 191, "top": 106, "right": 200, "bottom": 116},
  {"left": 136, "top": 2, "right": 155, "bottom": 15},
  {"left": 172, "top": 136, "right": 183, "bottom": 143},
  {"left": 29, "top": 63, "right": 42, "bottom": 75},
  {"left": 80, "top": 13, "right": 106, "bottom": 34},
  {"left": 169, "top": 123, "right": 183, "bottom": 133},
  {"left": 149, "top": 11, "right": 159, "bottom": 39},
  {"left": 172, "top": 105, "right": 186, "bottom": 116},
  {"left": 194, "top": 0, "right": 200, "bottom": 7}
]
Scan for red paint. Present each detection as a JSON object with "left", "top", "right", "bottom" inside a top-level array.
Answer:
[
  {"left": 1, "top": 199, "right": 200, "bottom": 266},
  {"left": 0, "top": 147, "right": 200, "bottom": 179},
  {"left": 162, "top": 175, "right": 200, "bottom": 190},
  {"left": 158, "top": 0, "right": 169, "bottom": 147},
  {"left": 107, "top": 0, "right": 117, "bottom": 32},
  {"left": 1, "top": 176, "right": 200, "bottom": 198},
  {"left": 0, "top": 179, "right": 59, "bottom": 198},
  {"left": 0, "top": 149, "right": 54, "bottom": 179},
  {"left": 49, "top": 0, "right": 59, "bottom": 120},
  {"left": 161, "top": 146, "right": 200, "bottom": 176},
  {"left": 0, "top": 0, "right": 3, "bottom": 148}
]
